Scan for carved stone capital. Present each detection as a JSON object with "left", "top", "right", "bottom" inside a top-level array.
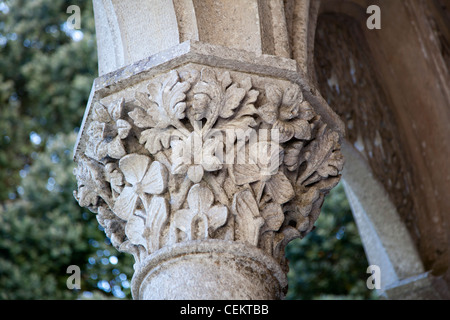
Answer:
[{"left": 73, "top": 42, "right": 344, "bottom": 299}]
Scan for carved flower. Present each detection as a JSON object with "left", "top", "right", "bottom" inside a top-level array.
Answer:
[
  {"left": 85, "top": 98, "right": 132, "bottom": 161},
  {"left": 113, "top": 154, "right": 168, "bottom": 221},
  {"left": 171, "top": 184, "right": 228, "bottom": 242},
  {"left": 171, "top": 132, "right": 223, "bottom": 183},
  {"left": 259, "top": 83, "right": 314, "bottom": 143},
  {"left": 232, "top": 141, "right": 294, "bottom": 204}
]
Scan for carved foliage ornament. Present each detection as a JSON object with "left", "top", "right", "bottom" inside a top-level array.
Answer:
[{"left": 74, "top": 67, "right": 344, "bottom": 269}]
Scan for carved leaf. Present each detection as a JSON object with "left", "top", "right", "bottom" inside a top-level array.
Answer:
[
  {"left": 119, "top": 153, "right": 150, "bottom": 184},
  {"left": 113, "top": 187, "right": 138, "bottom": 221},
  {"left": 170, "top": 139, "right": 189, "bottom": 175},
  {"left": 116, "top": 119, "right": 131, "bottom": 139},
  {"left": 186, "top": 183, "right": 214, "bottom": 213},
  {"left": 260, "top": 203, "right": 284, "bottom": 234},
  {"left": 105, "top": 163, "right": 124, "bottom": 195},
  {"left": 192, "top": 68, "right": 248, "bottom": 134},
  {"left": 240, "top": 77, "right": 259, "bottom": 106},
  {"left": 214, "top": 99, "right": 258, "bottom": 134},
  {"left": 157, "top": 70, "right": 189, "bottom": 121},
  {"left": 221, "top": 83, "right": 246, "bottom": 119},
  {"left": 171, "top": 184, "right": 228, "bottom": 241},
  {"left": 273, "top": 118, "right": 311, "bottom": 143},
  {"left": 235, "top": 103, "right": 258, "bottom": 118},
  {"left": 297, "top": 126, "right": 342, "bottom": 186},
  {"left": 108, "top": 98, "right": 125, "bottom": 122},
  {"left": 187, "top": 165, "right": 204, "bottom": 184},
  {"left": 291, "top": 188, "right": 321, "bottom": 218},
  {"left": 284, "top": 141, "right": 304, "bottom": 171},
  {"left": 140, "top": 161, "right": 168, "bottom": 195},
  {"left": 253, "top": 141, "right": 283, "bottom": 176},
  {"left": 135, "top": 70, "right": 190, "bottom": 130},
  {"left": 266, "top": 84, "right": 283, "bottom": 105},
  {"left": 232, "top": 163, "right": 261, "bottom": 185},
  {"left": 139, "top": 128, "right": 174, "bottom": 154},
  {"left": 129, "top": 107, "right": 157, "bottom": 128},
  {"left": 92, "top": 102, "right": 110, "bottom": 123},
  {"left": 265, "top": 171, "right": 295, "bottom": 204},
  {"left": 144, "top": 196, "right": 169, "bottom": 252},
  {"left": 315, "top": 149, "right": 344, "bottom": 178},
  {"left": 73, "top": 157, "right": 112, "bottom": 209},
  {"left": 125, "top": 213, "right": 147, "bottom": 249},
  {"left": 258, "top": 102, "right": 278, "bottom": 125},
  {"left": 217, "top": 70, "right": 232, "bottom": 89},
  {"left": 232, "top": 189, "right": 264, "bottom": 246},
  {"left": 201, "top": 138, "right": 223, "bottom": 172},
  {"left": 107, "top": 136, "right": 126, "bottom": 159},
  {"left": 281, "top": 83, "right": 303, "bottom": 107},
  {"left": 206, "top": 205, "right": 228, "bottom": 235},
  {"left": 168, "top": 81, "right": 190, "bottom": 120},
  {"left": 134, "top": 91, "right": 163, "bottom": 127},
  {"left": 217, "top": 117, "right": 257, "bottom": 137}
]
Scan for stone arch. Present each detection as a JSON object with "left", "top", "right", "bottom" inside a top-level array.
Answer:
[{"left": 287, "top": 0, "right": 450, "bottom": 299}]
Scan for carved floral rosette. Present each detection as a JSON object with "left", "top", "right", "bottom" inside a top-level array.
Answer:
[{"left": 73, "top": 65, "right": 344, "bottom": 272}]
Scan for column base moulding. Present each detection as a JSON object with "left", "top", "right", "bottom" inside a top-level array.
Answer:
[{"left": 132, "top": 240, "right": 287, "bottom": 300}]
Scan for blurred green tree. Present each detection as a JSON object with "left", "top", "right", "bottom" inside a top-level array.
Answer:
[
  {"left": 0, "top": 133, "right": 134, "bottom": 299},
  {"left": 0, "top": 0, "right": 96, "bottom": 202},
  {"left": 0, "top": 0, "right": 373, "bottom": 300},
  {"left": 285, "top": 183, "right": 375, "bottom": 300},
  {"left": 0, "top": 0, "right": 133, "bottom": 299}
]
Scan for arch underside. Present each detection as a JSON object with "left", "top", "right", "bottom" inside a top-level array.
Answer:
[{"left": 299, "top": 0, "right": 450, "bottom": 299}]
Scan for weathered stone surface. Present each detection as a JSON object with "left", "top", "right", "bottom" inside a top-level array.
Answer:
[
  {"left": 75, "top": 0, "right": 450, "bottom": 300},
  {"left": 132, "top": 240, "right": 287, "bottom": 300},
  {"left": 73, "top": 43, "right": 344, "bottom": 299}
]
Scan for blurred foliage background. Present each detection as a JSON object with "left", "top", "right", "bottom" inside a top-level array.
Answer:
[{"left": 0, "top": 0, "right": 374, "bottom": 300}]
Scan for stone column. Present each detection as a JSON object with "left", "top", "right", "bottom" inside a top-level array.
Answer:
[{"left": 73, "top": 0, "right": 344, "bottom": 300}]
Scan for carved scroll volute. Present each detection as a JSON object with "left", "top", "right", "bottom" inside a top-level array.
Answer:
[{"left": 73, "top": 66, "right": 344, "bottom": 270}]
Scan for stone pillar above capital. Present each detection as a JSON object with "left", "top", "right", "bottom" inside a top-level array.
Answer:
[{"left": 92, "top": 0, "right": 292, "bottom": 75}]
